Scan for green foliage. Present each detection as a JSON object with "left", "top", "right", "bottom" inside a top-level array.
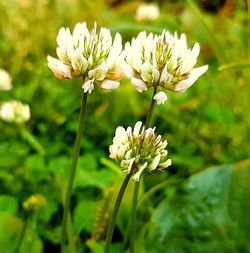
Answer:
[
  {"left": 147, "top": 160, "right": 250, "bottom": 253},
  {"left": 0, "top": 0, "right": 249, "bottom": 252}
]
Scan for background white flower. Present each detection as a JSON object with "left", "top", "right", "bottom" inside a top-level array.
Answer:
[
  {"left": 0, "top": 69, "right": 12, "bottom": 91},
  {"left": 136, "top": 3, "right": 160, "bottom": 22},
  {"left": 0, "top": 101, "right": 30, "bottom": 124},
  {"left": 48, "top": 22, "right": 125, "bottom": 94},
  {"left": 124, "top": 30, "right": 208, "bottom": 104},
  {"left": 109, "top": 121, "right": 171, "bottom": 181}
]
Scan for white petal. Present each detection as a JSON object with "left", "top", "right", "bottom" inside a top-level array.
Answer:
[
  {"left": 159, "top": 159, "right": 172, "bottom": 169},
  {"left": 131, "top": 77, "right": 148, "bottom": 92},
  {"left": 178, "top": 44, "right": 200, "bottom": 75},
  {"left": 82, "top": 79, "right": 94, "bottom": 93},
  {"left": 132, "top": 162, "right": 148, "bottom": 181},
  {"left": 88, "top": 62, "right": 109, "bottom": 81},
  {"left": 174, "top": 65, "right": 208, "bottom": 92},
  {"left": 160, "top": 65, "right": 173, "bottom": 84},
  {"left": 114, "top": 126, "right": 128, "bottom": 143},
  {"left": 133, "top": 121, "right": 142, "bottom": 136},
  {"left": 47, "top": 56, "right": 72, "bottom": 79},
  {"left": 109, "top": 145, "right": 118, "bottom": 160},
  {"left": 125, "top": 149, "right": 133, "bottom": 160},
  {"left": 121, "top": 157, "right": 135, "bottom": 174},
  {"left": 148, "top": 153, "right": 161, "bottom": 171},
  {"left": 153, "top": 91, "right": 168, "bottom": 104},
  {"left": 101, "top": 80, "right": 120, "bottom": 90},
  {"left": 140, "top": 60, "right": 152, "bottom": 82},
  {"left": 106, "top": 33, "right": 122, "bottom": 68},
  {"left": 57, "top": 27, "right": 72, "bottom": 51}
]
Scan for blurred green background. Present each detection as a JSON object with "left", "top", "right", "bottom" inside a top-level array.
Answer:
[{"left": 0, "top": 0, "right": 250, "bottom": 252}]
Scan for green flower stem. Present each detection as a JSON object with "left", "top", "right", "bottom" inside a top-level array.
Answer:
[
  {"left": 130, "top": 181, "right": 139, "bottom": 253},
  {"left": 145, "top": 87, "right": 157, "bottom": 128},
  {"left": 130, "top": 86, "right": 157, "bottom": 253},
  {"left": 61, "top": 90, "right": 88, "bottom": 252},
  {"left": 104, "top": 174, "right": 131, "bottom": 253}
]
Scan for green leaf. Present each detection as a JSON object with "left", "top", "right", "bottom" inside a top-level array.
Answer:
[
  {"left": 73, "top": 199, "right": 98, "bottom": 234},
  {"left": 147, "top": 160, "right": 250, "bottom": 253},
  {"left": 86, "top": 240, "right": 104, "bottom": 253},
  {"left": 0, "top": 213, "right": 23, "bottom": 253},
  {"left": 218, "top": 59, "right": 250, "bottom": 71},
  {"left": 0, "top": 195, "right": 18, "bottom": 214}
]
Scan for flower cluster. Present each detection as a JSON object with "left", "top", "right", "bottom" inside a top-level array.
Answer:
[
  {"left": 0, "top": 101, "right": 30, "bottom": 124},
  {"left": 48, "top": 22, "right": 124, "bottom": 94},
  {"left": 0, "top": 69, "right": 12, "bottom": 91},
  {"left": 23, "top": 194, "right": 47, "bottom": 212},
  {"left": 109, "top": 121, "right": 171, "bottom": 181},
  {"left": 124, "top": 30, "right": 208, "bottom": 104}
]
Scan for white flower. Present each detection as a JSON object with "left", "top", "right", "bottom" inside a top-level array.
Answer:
[
  {"left": 0, "top": 69, "right": 12, "bottom": 91},
  {"left": 48, "top": 22, "right": 125, "bottom": 94},
  {"left": 0, "top": 101, "right": 30, "bottom": 124},
  {"left": 124, "top": 30, "right": 208, "bottom": 104},
  {"left": 136, "top": 3, "right": 160, "bottom": 22},
  {"left": 109, "top": 121, "right": 171, "bottom": 181}
]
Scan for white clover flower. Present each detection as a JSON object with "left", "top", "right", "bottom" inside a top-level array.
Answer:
[
  {"left": 0, "top": 101, "right": 30, "bottom": 124},
  {"left": 48, "top": 22, "right": 125, "bottom": 94},
  {"left": 124, "top": 31, "right": 208, "bottom": 104},
  {"left": 136, "top": 3, "right": 160, "bottom": 22},
  {"left": 109, "top": 121, "right": 171, "bottom": 181},
  {"left": 0, "top": 69, "right": 12, "bottom": 91}
]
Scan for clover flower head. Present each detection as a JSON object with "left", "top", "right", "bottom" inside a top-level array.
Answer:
[
  {"left": 109, "top": 121, "right": 171, "bottom": 181},
  {"left": 0, "top": 100, "right": 30, "bottom": 124},
  {"left": 124, "top": 30, "right": 208, "bottom": 104},
  {"left": 48, "top": 22, "right": 125, "bottom": 94},
  {"left": 23, "top": 194, "right": 47, "bottom": 212},
  {"left": 0, "top": 69, "right": 12, "bottom": 91},
  {"left": 136, "top": 3, "right": 160, "bottom": 22}
]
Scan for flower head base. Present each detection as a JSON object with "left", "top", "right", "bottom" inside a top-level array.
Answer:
[
  {"left": 23, "top": 194, "right": 47, "bottom": 212},
  {"left": 48, "top": 22, "right": 125, "bottom": 94},
  {"left": 124, "top": 31, "right": 208, "bottom": 104},
  {"left": 109, "top": 121, "right": 171, "bottom": 181},
  {"left": 0, "top": 101, "right": 30, "bottom": 124},
  {"left": 0, "top": 69, "right": 12, "bottom": 91}
]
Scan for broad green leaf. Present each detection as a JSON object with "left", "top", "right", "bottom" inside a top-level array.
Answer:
[{"left": 147, "top": 160, "right": 250, "bottom": 253}]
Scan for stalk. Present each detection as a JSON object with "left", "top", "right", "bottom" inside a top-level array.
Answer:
[
  {"left": 130, "top": 87, "right": 157, "bottom": 253},
  {"left": 61, "top": 90, "right": 88, "bottom": 252},
  {"left": 104, "top": 174, "right": 131, "bottom": 253}
]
